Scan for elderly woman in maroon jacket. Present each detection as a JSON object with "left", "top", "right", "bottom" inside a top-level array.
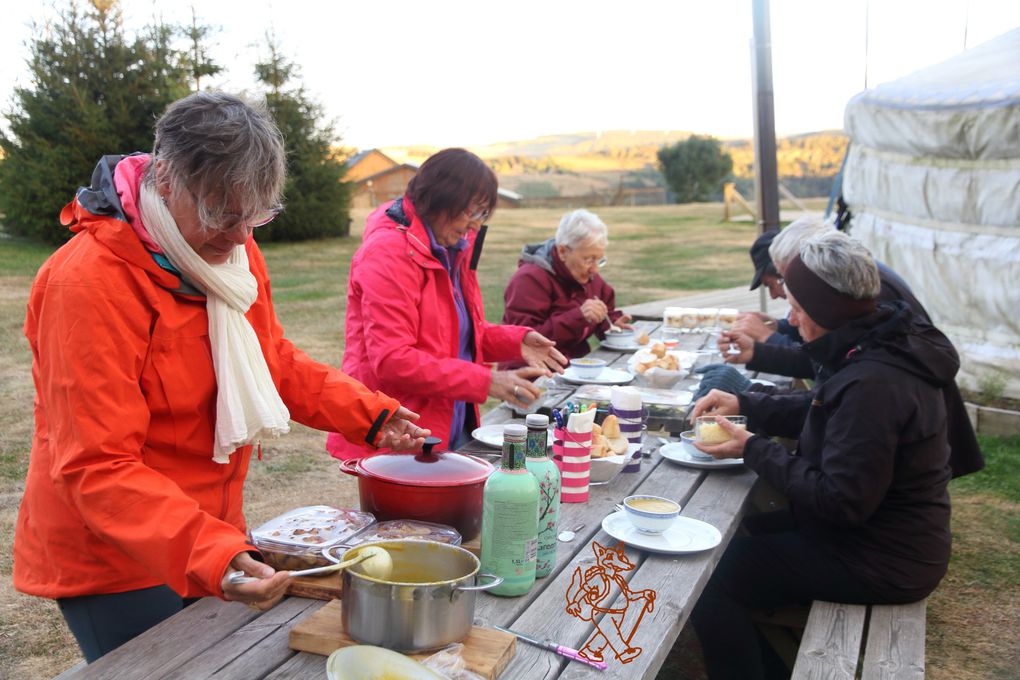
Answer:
[
  {"left": 688, "top": 231, "right": 954, "bottom": 680},
  {"left": 502, "top": 209, "right": 631, "bottom": 360}
]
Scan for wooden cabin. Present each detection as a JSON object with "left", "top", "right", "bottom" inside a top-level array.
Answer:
[{"left": 346, "top": 149, "right": 521, "bottom": 210}]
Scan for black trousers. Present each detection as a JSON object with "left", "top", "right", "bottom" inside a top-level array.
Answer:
[
  {"left": 691, "top": 511, "right": 881, "bottom": 680},
  {"left": 58, "top": 585, "right": 196, "bottom": 663}
]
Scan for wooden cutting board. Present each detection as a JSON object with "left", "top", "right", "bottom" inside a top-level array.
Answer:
[
  {"left": 286, "top": 573, "right": 342, "bottom": 600},
  {"left": 289, "top": 599, "right": 515, "bottom": 680}
]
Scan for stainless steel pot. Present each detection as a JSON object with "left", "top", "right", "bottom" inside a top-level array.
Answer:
[{"left": 324, "top": 539, "right": 502, "bottom": 652}]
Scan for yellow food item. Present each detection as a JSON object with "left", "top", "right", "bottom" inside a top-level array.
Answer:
[
  {"left": 601, "top": 415, "right": 621, "bottom": 439},
  {"left": 591, "top": 423, "right": 602, "bottom": 438},
  {"left": 650, "top": 342, "right": 667, "bottom": 358},
  {"left": 697, "top": 422, "right": 746, "bottom": 445},
  {"left": 637, "top": 331, "right": 650, "bottom": 345},
  {"left": 607, "top": 435, "right": 629, "bottom": 455},
  {"left": 590, "top": 435, "right": 609, "bottom": 458},
  {"left": 627, "top": 498, "right": 678, "bottom": 513}
]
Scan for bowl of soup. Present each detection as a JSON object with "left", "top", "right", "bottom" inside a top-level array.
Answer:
[
  {"left": 569, "top": 357, "right": 607, "bottom": 380},
  {"left": 622, "top": 495, "right": 681, "bottom": 534}
]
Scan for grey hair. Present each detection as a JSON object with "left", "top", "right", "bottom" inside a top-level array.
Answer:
[
  {"left": 144, "top": 91, "right": 286, "bottom": 231},
  {"left": 555, "top": 209, "right": 608, "bottom": 249},
  {"left": 770, "top": 215, "right": 833, "bottom": 272},
  {"left": 798, "top": 231, "right": 881, "bottom": 299}
]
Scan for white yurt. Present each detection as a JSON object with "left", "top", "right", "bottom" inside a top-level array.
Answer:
[{"left": 842, "top": 27, "right": 1020, "bottom": 398}]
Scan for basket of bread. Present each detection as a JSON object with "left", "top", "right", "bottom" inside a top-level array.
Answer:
[
  {"left": 629, "top": 342, "right": 694, "bottom": 389},
  {"left": 588, "top": 415, "right": 629, "bottom": 484}
]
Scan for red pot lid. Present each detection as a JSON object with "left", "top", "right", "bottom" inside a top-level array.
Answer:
[{"left": 357, "top": 437, "right": 494, "bottom": 487}]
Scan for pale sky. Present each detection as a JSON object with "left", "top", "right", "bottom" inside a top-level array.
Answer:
[{"left": 1, "top": 0, "right": 1018, "bottom": 149}]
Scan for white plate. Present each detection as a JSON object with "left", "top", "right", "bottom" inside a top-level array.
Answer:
[
  {"left": 600, "top": 339, "right": 642, "bottom": 352},
  {"left": 659, "top": 442, "right": 744, "bottom": 469},
  {"left": 601, "top": 510, "right": 722, "bottom": 555},
  {"left": 471, "top": 424, "right": 554, "bottom": 449},
  {"left": 561, "top": 366, "right": 634, "bottom": 386}
]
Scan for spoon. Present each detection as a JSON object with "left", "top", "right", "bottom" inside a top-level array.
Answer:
[
  {"left": 227, "top": 545, "right": 393, "bottom": 584},
  {"left": 557, "top": 523, "right": 585, "bottom": 542}
]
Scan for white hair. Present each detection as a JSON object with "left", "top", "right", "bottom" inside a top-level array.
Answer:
[
  {"left": 555, "top": 209, "right": 608, "bottom": 249},
  {"left": 799, "top": 231, "right": 881, "bottom": 299},
  {"left": 770, "top": 215, "right": 833, "bottom": 272}
]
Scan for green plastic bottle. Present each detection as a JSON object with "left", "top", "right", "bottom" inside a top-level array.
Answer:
[
  {"left": 480, "top": 423, "right": 539, "bottom": 596},
  {"left": 525, "top": 413, "right": 559, "bottom": 578}
]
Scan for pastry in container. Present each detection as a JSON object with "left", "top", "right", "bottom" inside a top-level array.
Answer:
[
  {"left": 249, "top": 505, "right": 375, "bottom": 571},
  {"left": 345, "top": 519, "right": 462, "bottom": 547}
]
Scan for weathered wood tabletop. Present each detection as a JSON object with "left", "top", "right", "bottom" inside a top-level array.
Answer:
[{"left": 56, "top": 321, "right": 766, "bottom": 680}]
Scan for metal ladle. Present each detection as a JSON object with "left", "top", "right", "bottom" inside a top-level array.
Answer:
[{"left": 228, "top": 545, "right": 393, "bottom": 584}]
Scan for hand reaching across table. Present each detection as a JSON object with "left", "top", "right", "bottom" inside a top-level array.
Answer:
[
  {"left": 521, "top": 330, "right": 568, "bottom": 373},
  {"left": 490, "top": 366, "right": 548, "bottom": 409}
]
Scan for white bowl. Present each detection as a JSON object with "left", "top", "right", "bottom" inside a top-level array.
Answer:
[
  {"left": 623, "top": 495, "right": 681, "bottom": 534},
  {"left": 570, "top": 357, "right": 607, "bottom": 380},
  {"left": 680, "top": 430, "right": 713, "bottom": 461}
]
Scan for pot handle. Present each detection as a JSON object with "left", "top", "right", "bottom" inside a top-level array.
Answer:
[
  {"left": 339, "top": 459, "right": 360, "bottom": 476},
  {"left": 455, "top": 572, "right": 504, "bottom": 592}
]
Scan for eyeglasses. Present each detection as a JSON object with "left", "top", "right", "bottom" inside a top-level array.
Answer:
[
  {"left": 462, "top": 205, "right": 491, "bottom": 222},
  {"left": 188, "top": 188, "right": 282, "bottom": 232},
  {"left": 216, "top": 205, "right": 283, "bottom": 232},
  {"left": 567, "top": 247, "right": 607, "bottom": 268}
]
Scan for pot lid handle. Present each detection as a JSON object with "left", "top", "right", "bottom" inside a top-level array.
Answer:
[{"left": 416, "top": 436, "right": 443, "bottom": 463}]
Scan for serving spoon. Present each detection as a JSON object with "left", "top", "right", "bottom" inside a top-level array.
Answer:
[{"left": 228, "top": 545, "right": 393, "bottom": 584}]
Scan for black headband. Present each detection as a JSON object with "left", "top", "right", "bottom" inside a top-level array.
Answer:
[{"left": 784, "top": 255, "right": 876, "bottom": 330}]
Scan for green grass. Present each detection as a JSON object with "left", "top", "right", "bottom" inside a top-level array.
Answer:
[
  {"left": 950, "top": 435, "right": 1020, "bottom": 502},
  {"left": 0, "top": 236, "right": 52, "bottom": 276}
]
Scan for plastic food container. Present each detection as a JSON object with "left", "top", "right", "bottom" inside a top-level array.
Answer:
[
  {"left": 249, "top": 505, "right": 375, "bottom": 571},
  {"left": 695, "top": 415, "right": 748, "bottom": 445},
  {"left": 345, "top": 519, "right": 462, "bottom": 547}
]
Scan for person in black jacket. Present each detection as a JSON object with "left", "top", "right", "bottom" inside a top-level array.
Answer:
[
  {"left": 689, "top": 231, "right": 955, "bottom": 680},
  {"left": 713, "top": 218, "right": 982, "bottom": 479}
]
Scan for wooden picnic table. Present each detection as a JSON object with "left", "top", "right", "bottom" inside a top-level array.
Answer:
[{"left": 56, "top": 321, "right": 766, "bottom": 680}]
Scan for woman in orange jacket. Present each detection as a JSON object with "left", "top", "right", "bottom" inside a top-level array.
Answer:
[{"left": 13, "top": 92, "right": 428, "bottom": 663}]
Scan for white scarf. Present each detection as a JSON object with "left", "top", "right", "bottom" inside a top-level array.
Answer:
[{"left": 139, "top": 182, "right": 290, "bottom": 463}]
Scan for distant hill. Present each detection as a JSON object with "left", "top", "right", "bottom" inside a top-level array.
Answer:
[{"left": 375, "top": 130, "right": 848, "bottom": 200}]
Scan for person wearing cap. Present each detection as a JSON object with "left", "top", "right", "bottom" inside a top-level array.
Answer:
[{"left": 687, "top": 231, "right": 956, "bottom": 680}]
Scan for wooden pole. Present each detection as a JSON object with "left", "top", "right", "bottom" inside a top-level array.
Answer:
[{"left": 751, "top": 0, "right": 781, "bottom": 313}]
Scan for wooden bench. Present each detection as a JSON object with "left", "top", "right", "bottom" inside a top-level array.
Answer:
[{"left": 791, "top": 599, "right": 927, "bottom": 679}]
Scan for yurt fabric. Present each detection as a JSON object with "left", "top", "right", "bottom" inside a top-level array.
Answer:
[{"left": 843, "top": 28, "right": 1020, "bottom": 398}]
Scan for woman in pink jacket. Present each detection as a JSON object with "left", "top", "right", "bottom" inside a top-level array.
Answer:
[{"left": 327, "top": 149, "right": 565, "bottom": 457}]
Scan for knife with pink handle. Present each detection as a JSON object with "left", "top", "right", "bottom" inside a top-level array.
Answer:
[{"left": 492, "top": 625, "right": 608, "bottom": 670}]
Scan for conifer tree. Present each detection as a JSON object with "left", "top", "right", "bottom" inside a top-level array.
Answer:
[
  {"left": 253, "top": 33, "right": 351, "bottom": 242},
  {"left": 0, "top": 1, "right": 208, "bottom": 243}
]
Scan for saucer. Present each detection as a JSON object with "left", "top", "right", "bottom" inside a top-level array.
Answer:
[
  {"left": 659, "top": 442, "right": 744, "bottom": 469},
  {"left": 600, "top": 339, "right": 642, "bottom": 352},
  {"left": 561, "top": 367, "right": 634, "bottom": 386},
  {"left": 601, "top": 511, "right": 722, "bottom": 555}
]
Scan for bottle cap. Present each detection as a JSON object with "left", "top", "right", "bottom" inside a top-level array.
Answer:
[
  {"left": 503, "top": 424, "right": 527, "bottom": 439},
  {"left": 525, "top": 414, "right": 549, "bottom": 428}
]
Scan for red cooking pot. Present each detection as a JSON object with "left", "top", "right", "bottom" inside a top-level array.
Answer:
[{"left": 339, "top": 437, "right": 494, "bottom": 541}]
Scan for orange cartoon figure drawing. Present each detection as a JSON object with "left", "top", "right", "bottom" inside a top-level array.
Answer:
[{"left": 564, "top": 540, "right": 656, "bottom": 664}]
